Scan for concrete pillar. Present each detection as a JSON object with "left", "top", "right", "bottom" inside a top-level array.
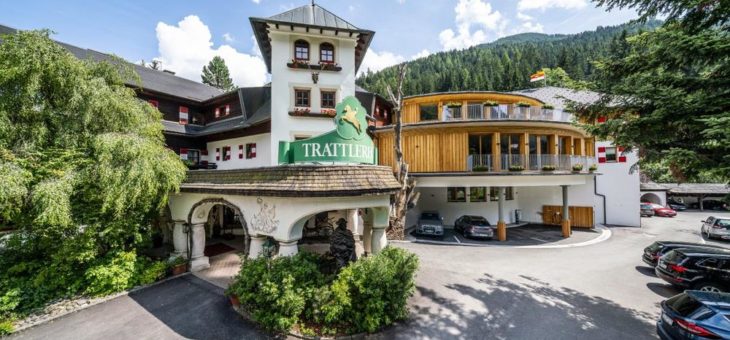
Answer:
[
  {"left": 362, "top": 212, "right": 373, "bottom": 255},
  {"left": 277, "top": 240, "right": 299, "bottom": 257},
  {"left": 347, "top": 209, "right": 365, "bottom": 257},
  {"left": 371, "top": 207, "right": 389, "bottom": 254},
  {"left": 561, "top": 185, "right": 571, "bottom": 238},
  {"left": 249, "top": 235, "right": 267, "bottom": 258},
  {"left": 189, "top": 224, "right": 209, "bottom": 271},
  {"left": 172, "top": 222, "right": 188, "bottom": 258},
  {"left": 497, "top": 187, "right": 507, "bottom": 241}
]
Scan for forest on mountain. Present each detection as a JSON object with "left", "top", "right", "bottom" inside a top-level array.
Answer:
[{"left": 356, "top": 20, "right": 662, "bottom": 97}]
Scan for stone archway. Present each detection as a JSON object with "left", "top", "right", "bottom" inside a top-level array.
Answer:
[{"left": 641, "top": 193, "right": 663, "bottom": 206}]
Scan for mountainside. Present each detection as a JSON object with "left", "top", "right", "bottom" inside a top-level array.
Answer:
[{"left": 357, "top": 20, "right": 661, "bottom": 98}]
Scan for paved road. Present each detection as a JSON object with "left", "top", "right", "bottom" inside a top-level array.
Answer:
[
  {"left": 8, "top": 275, "right": 269, "bottom": 340},
  {"left": 9, "top": 211, "right": 729, "bottom": 339},
  {"left": 380, "top": 211, "right": 730, "bottom": 339}
]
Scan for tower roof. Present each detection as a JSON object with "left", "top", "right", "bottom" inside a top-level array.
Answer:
[{"left": 250, "top": 3, "right": 374, "bottom": 73}]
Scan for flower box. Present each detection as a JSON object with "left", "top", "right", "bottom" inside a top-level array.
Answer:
[
  {"left": 508, "top": 165, "right": 525, "bottom": 172},
  {"left": 541, "top": 165, "right": 556, "bottom": 171}
]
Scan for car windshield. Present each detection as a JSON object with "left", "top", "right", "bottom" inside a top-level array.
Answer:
[
  {"left": 641, "top": 204, "right": 652, "bottom": 209},
  {"left": 717, "top": 219, "right": 730, "bottom": 229},
  {"left": 666, "top": 293, "right": 704, "bottom": 318},
  {"left": 469, "top": 217, "right": 489, "bottom": 225},
  {"left": 421, "top": 213, "right": 440, "bottom": 220}
]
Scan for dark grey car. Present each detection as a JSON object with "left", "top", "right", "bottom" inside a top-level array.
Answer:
[
  {"left": 454, "top": 215, "right": 494, "bottom": 239},
  {"left": 416, "top": 211, "right": 444, "bottom": 237}
]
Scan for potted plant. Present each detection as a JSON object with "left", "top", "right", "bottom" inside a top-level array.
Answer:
[
  {"left": 508, "top": 165, "right": 525, "bottom": 172},
  {"left": 288, "top": 59, "right": 309, "bottom": 69},
  {"left": 445, "top": 102, "right": 462, "bottom": 108},
  {"left": 516, "top": 102, "right": 531, "bottom": 108},
  {"left": 572, "top": 163, "right": 584, "bottom": 172},
  {"left": 319, "top": 61, "right": 340, "bottom": 71},
  {"left": 472, "top": 165, "right": 489, "bottom": 172},
  {"left": 589, "top": 164, "right": 598, "bottom": 172},
  {"left": 321, "top": 108, "right": 337, "bottom": 117},
  {"left": 541, "top": 165, "right": 556, "bottom": 172},
  {"left": 169, "top": 256, "right": 187, "bottom": 276},
  {"left": 483, "top": 100, "right": 499, "bottom": 107},
  {"left": 293, "top": 107, "right": 310, "bottom": 116}
]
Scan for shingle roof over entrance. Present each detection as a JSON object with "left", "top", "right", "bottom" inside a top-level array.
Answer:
[
  {"left": 181, "top": 165, "right": 400, "bottom": 197},
  {"left": 640, "top": 182, "right": 730, "bottom": 195},
  {"left": 267, "top": 4, "right": 359, "bottom": 30}
]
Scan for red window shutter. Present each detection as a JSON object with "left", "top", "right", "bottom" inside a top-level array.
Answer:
[
  {"left": 179, "top": 106, "right": 189, "bottom": 125},
  {"left": 215, "top": 148, "right": 220, "bottom": 161},
  {"left": 148, "top": 100, "right": 159, "bottom": 108},
  {"left": 598, "top": 157, "right": 607, "bottom": 163},
  {"left": 215, "top": 108, "right": 220, "bottom": 118},
  {"left": 201, "top": 150, "right": 208, "bottom": 156},
  {"left": 238, "top": 145, "right": 244, "bottom": 159},
  {"left": 597, "top": 147, "right": 606, "bottom": 153},
  {"left": 226, "top": 105, "right": 231, "bottom": 115},
  {"left": 179, "top": 148, "right": 188, "bottom": 154},
  {"left": 618, "top": 156, "right": 627, "bottom": 163},
  {"left": 597, "top": 116, "right": 607, "bottom": 123},
  {"left": 617, "top": 146, "right": 625, "bottom": 153}
]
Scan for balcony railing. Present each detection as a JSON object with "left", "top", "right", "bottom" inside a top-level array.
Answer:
[
  {"left": 444, "top": 104, "right": 574, "bottom": 123},
  {"left": 467, "top": 154, "right": 595, "bottom": 172}
]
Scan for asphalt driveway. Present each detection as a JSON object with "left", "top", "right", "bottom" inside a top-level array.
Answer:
[
  {"left": 411, "top": 224, "right": 602, "bottom": 246},
  {"left": 8, "top": 275, "right": 269, "bottom": 340}
]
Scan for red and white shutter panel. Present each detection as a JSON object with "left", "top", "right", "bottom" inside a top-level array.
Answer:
[
  {"left": 148, "top": 100, "right": 159, "bottom": 108},
  {"left": 215, "top": 108, "right": 220, "bottom": 118},
  {"left": 617, "top": 146, "right": 627, "bottom": 163},
  {"left": 597, "top": 146, "right": 606, "bottom": 163},
  {"left": 179, "top": 106, "right": 189, "bottom": 125},
  {"left": 225, "top": 105, "right": 231, "bottom": 115},
  {"left": 597, "top": 116, "right": 607, "bottom": 123},
  {"left": 201, "top": 149, "right": 209, "bottom": 161},
  {"left": 224, "top": 146, "right": 231, "bottom": 161},
  {"left": 179, "top": 148, "right": 188, "bottom": 160},
  {"left": 250, "top": 143, "right": 256, "bottom": 158},
  {"left": 215, "top": 148, "right": 220, "bottom": 161},
  {"left": 238, "top": 145, "right": 244, "bottom": 159}
]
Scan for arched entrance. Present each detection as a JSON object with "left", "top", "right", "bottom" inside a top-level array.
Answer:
[{"left": 641, "top": 193, "right": 663, "bottom": 206}]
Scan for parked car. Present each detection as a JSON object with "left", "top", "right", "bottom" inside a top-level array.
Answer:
[
  {"left": 641, "top": 203, "right": 655, "bottom": 217},
  {"left": 657, "top": 290, "right": 730, "bottom": 340},
  {"left": 690, "top": 200, "right": 729, "bottom": 211},
  {"left": 667, "top": 199, "right": 688, "bottom": 211},
  {"left": 656, "top": 248, "right": 730, "bottom": 292},
  {"left": 645, "top": 202, "right": 678, "bottom": 217},
  {"left": 454, "top": 215, "right": 494, "bottom": 239},
  {"left": 701, "top": 217, "right": 730, "bottom": 240},
  {"left": 416, "top": 211, "right": 444, "bottom": 237},
  {"left": 643, "top": 241, "right": 727, "bottom": 267}
]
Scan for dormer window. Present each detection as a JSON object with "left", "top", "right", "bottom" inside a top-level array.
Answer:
[
  {"left": 294, "top": 40, "right": 309, "bottom": 61},
  {"left": 320, "top": 43, "right": 334, "bottom": 63}
]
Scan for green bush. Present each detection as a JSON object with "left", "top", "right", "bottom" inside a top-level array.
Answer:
[
  {"left": 83, "top": 251, "right": 137, "bottom": 296},
  {"left": 0, "top": 318, "right": 13, "bottom": 336},
  {"left": 135, "top": 258, "right": 167, "bottom": 285},
  {"left": 227, "top": 247, "right": 419, "bottom": 335}
]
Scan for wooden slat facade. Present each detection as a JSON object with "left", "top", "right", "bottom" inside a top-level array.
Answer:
[{"left": 542, "top": 205, "right": 595, "bottom": 228}]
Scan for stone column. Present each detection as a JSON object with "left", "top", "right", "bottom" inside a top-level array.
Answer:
[
  {"left": 189, "top": 224, "right": 210, "bottom": 271},
  {"left": 562, "top": 185, "right": 571, "bottom": 238},
  {"left": 371, "top": 207, "right": 389, "bottom": 254},
  {"left": 497, "top": 187, "right": 507, "bottom": 241},
  {"left": 347, "top": 209, "right": 365, "bottom": 257},
  {"left": 171, "top": 221, "right": 188, "bottom": 259},
  {"left": 249, "top": 235, "right": 267, "bottom": 258},
  {"left": 278, "top": 240, "right": 299, "bottom": 257}
]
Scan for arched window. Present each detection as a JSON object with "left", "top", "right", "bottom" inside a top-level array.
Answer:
[
  {"left": 294, "top": 40, "right": 309, "bottom": 61},
  {"left": 320, "top": 43, "right": 335, "bottom": 63}
]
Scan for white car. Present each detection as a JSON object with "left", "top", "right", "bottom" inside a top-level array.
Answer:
[{"left": 701, "top": 216, "right": 730, "bottom": 240}]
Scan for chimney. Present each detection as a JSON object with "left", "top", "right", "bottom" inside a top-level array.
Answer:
[{"left": 163, "top": 69, "right": 176, "bottom": 75}]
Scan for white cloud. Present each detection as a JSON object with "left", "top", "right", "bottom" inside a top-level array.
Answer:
[
  {"left": 411, "top": 49, "right": 431, "bottom": 60},
  {"left": 516, "top": 12, "right": 534, "bottom": 21},
  {"left": 517, "top": 0, "right": 586, "bottom": 11},
  {"left": 438, "top": 0, "right": 506, "bottom": 50},
  {"left": 155, "top": 15, "right": 267, "bottom": 87},
  {"left": 222, "top": 33, "right": 235, "bottom": 43},
  {"left": 251, "top": 0, "right": 261, "bottom": 3},
  {"left": 358, "top": 49, "right": 432, "bottom": 76},
  {"left": 514, "top": 11, "right": 544, "bottom": 33}
]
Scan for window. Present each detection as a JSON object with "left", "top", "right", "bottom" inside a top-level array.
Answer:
[
  {"left": 295, "top": 89, "right": 310, "bottom": 107},
  {"left": 467, "top": 102, "right": 483, "bottom": 119},
  {"left": 468, "top": 134, "right": 492, "bottom": 155},
  {"left": 222, "top": 146, "right": 231, "bottom": 161},
  {"left": 321, "top": 91, "right": 336, "bottom": 108},
  {"left": 215, "top": 105, "right": 230, "bottom": 118},
  {"left": 246, "top": 143, "right": 257, "bottom": 159},
  {"left": 187, "top": 149, "right": 200, "bottom": 164},
  {"left": 320, "top": 43, "right": 334, "bottom": 63},
  {"left": 489, "top": 187, "right": 514, "bottom": 201},
  {"left": 470, "top": 187, "right": 487, "bottom": 202},
  {"left": 447, "top": 187, "right": 466, "bottom": 202},
  {"left": 294, "top": 40, "right": 310, "bottom": 61},
  {"left": 605, "top": 147, "right": 618, "bottom": 162},
  {"left": 419, "top": 104, "right": 438, "bottom": 121},
  {"left": 500, "top": 134, "right": 521, "bottom": 156}
]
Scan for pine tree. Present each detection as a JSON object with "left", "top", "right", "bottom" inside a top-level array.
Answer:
[{"left": 201, "top": 56, "right": 235, "bottom": 91}]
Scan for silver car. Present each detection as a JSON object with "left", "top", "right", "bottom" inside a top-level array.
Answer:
[
  {"left": 701, "top": 216, "right": 730, "bottom": 240},
  {"left": 416, "top": 211, "right": 444, "bottom": 237}
]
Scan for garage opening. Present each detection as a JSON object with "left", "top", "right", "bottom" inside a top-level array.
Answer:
[{"left": 641, "top": 193, "right": 662, "bottom": 206}]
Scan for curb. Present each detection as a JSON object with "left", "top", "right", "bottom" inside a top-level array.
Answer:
[
  {"left": 11, "top": 273, "right": 191, "bottom": 334},
  {"left": 392, "top": 225, "right": 612, "bottom": 249}
]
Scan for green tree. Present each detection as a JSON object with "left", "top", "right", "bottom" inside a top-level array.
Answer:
[
  {"left": 540, "top": 67, "right": 590, "bottom": 90},
  {"left": 201, "top": 56, "right": 235, "bottom": 91},
  {"left": 0, "top": 30, "right": 186, "bottom": 323},
  {"left": 576, "top": 1, "right": 729, "bottom": 182}
]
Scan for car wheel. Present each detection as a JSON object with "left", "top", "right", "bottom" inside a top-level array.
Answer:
[{"left": 694, "top": 282, "right": 725, "bottom": 293}]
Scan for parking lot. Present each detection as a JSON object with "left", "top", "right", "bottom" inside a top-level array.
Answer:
[{"left": 410, "top": 224, "right": 604, "bottom": 247}]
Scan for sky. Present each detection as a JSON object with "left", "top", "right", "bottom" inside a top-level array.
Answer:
[{"left": 0, "top": 0, "right": 639, "bottom": 87}]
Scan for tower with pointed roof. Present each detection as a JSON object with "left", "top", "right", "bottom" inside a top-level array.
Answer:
[{"left": 250, "top": 3, "right": 374, "bottom": 164}]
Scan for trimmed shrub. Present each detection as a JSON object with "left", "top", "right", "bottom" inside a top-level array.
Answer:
[
  {"left": 227, "top": 247, "right": 419, "bottom": 335},
  {"left": 0, "top": 319, "right": 13, "bottom": 336},
  {"left": 83, "top": 251, "right": 137, "bottom": 296}
]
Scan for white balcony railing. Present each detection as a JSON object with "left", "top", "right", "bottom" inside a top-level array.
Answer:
[
  {"left": 442, "top": 104, "right": 574, "bottom": 123},
  {"left": 467, "top": 154, "right": 595, "bottom": 172}
]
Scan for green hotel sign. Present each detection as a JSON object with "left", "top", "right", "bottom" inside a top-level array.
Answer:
[{"left": 278, "top": 96, "right": 377, "bottom": 164}]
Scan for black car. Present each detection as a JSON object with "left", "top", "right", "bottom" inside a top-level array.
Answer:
[
  {"left": 656, "top": 248, "right": 730, "bottom": 292},
  {"left": 643, "top": 241, "right": 727, "bottom": 267},
  {"left": 454, "top": 215, "right": 494, "bottom": 239},
  {"left": 667, "top": 199, "right": 688, "bottom": 211},
  {"left": 657, "top": 290, "right": 730, "bottom": 339}
]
